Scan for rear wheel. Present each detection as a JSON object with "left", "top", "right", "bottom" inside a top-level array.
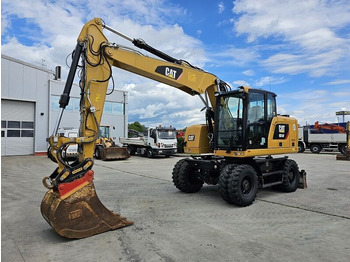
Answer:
[
  {"left": 172, "top": 159, "right": 203, "bottom": 193},
  {"left": 128, "top": 145, "right": 136, "bottom": 156},
  {"left": 218, "top": 164, "right": 258, "bottom": 207},
  {"left": 279, "top": 159, "right": 299, "bottom": 192}
]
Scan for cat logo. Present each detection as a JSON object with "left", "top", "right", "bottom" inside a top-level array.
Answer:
[
  {"left": 155, "top": 66, "right": 183, "bottom": 80},
  {"left": 165, "top": 67, "right": 177, "bottom": 79}
]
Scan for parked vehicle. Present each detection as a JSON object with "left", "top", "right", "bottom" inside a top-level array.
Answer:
[
  {"left": 94, "top": 125, "right": 129, "bottom": 160},
  {"left": 120, "top": 126, "right": 177, "bottom": 157},
  {"left": 298, "top": 122, "right": 347, "bottom": 154}
]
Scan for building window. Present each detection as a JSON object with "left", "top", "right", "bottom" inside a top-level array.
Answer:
[
  {"left": 22, "top": 121, "right": 34, "bottom": 129},
  {"left": 2, "top": 121, "right": 34, "bottom": 138},
  {"left": 104, "top": 101, "right": 124, "bottom": 115},
  {"left": 112, "top": 103, "right": 124, "bottom": 115},
  {"left": 8, "top": 121, "right": 20, "bottom": 128},
  {"left": 7, "top": 130, "right": 20, "bottom": 137},
  {"left": 51, "top": 95, "right": 125, "bottom": 115},
  {"left": 73, "top": 97, "right": 80, "bottom": 111},
  {"left": 21, "top": 130, "right": 34, "bottom": 137},
  {"left": 51, "top": 95, "right": 60, "bottom": 110},
  {"left": 104, "top": 102, "right": 112, "bottom": 114}
]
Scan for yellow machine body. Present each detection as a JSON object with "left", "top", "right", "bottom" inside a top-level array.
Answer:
[
  {"left": 215, "top": 116, "right": 299, "bottom": 158},
  {"left": 184, "top": 124, "right": 211, "bottom": 154}
]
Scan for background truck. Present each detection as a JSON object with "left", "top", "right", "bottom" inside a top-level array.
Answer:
[
  {"left": 298, "top": 122, "right": 347, "bottom": 154},
  {"left": 120, "top": 126, "right": 177, "bottom": 158}
]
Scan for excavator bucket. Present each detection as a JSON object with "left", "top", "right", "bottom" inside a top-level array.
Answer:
[
  {"left": 101, "top": 147, "right": 130, "bottom": 161},
  {"left": 40, "top": 170, "right": 133, "bottom": 239}
]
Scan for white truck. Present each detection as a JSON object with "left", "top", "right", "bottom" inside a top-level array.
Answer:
[
  {"left": 298, "top": 124, "right": 346, "bottom": 154},
  {"left": 120, "top": 126, "right": 177, "bottom": 158}
]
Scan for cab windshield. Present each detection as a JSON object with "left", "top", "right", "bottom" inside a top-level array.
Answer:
[
  {"left": 216, "top": 93, "right": 244, "bottom": 150},
  {"left": 99, "top": 126, "right": 110, "bottom": 138},
  {"left": 158, "top": 130, "right": 176, "bottom": 139}
]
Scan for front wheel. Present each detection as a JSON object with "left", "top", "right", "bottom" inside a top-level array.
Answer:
[
  {"left": 338, "top": 144, "right": 346, "bottom": 155},
  {"left": 146, "top": 148, "right": 154, "bottom": 158},
  {"left": 172, "top": 159, "right": 203, "bottom": 193},
  {"left": 218, "top": 164, "right": 258, "bottom": 207},
  {"left": 94, "top": 146, "right": 102, "bottom": 159}
]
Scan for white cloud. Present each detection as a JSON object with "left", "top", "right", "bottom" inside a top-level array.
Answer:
[
  {"left": 277, "top": 87, "right": 350, "bottom": 125},
  {"left": 232, "top": 80, "right": 249, "bottom": 87},
  {"left": 218, "top": 2, "right": 225, "bottom": 14},
  {"left": 232, "top": 0, "right": 350, "bottom": 77},
  {"left": 323, "top": 79, "right": 350, "bottom": 85},
  {"left": 242, "top": 69, "right": 254, "bottom": 76},
  {"left": 254, "top": 76, "right": 287, "bottom": 87}
]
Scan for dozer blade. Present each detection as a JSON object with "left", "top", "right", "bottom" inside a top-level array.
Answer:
[
  {"left": 101, "top": 147, "right": 130, "bottom": 161},
  {"left": 41, "top": 170, "right": 133, "bottom": 239}
]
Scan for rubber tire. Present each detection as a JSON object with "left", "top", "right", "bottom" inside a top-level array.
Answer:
[
  {"left": 95, "top": 146, "right": 102, "bottom": 159},
  {"left": 147, "top": 148, "right": 154, "bottom": 158},
  {"left": 218, "top": 164, "right": 258, "bottom": 207},
  {"left": 128, "top": 146, "right": 136, "bottom": 156},
  {"left": 310, "top": 144, "right": 321, "bottom": 154},
  {"left": 338, "top": 144, "right": 346, "bottom": 155},
  {"left": 172, "top": 159, "right": 203, "bottom": 193},
  {"left": 298, "top": 142, "right": 305, "bottom": 153},
  {"left": 279, "top": 159, "right": 299, "bottom": 192}
]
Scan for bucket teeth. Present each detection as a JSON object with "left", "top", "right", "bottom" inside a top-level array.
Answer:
[{"left": 41, "top": 180, "right": 133, "bottom": 239}]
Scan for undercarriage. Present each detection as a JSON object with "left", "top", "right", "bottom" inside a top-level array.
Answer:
[{"left": 172, "top": 155, "right": 307, "bottom": 207}]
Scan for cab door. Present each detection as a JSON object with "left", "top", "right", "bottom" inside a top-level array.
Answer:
[{"left": 246, "top": 91, "right": 276, "bottom": 149}]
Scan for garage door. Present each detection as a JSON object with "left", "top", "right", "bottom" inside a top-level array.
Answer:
[{"left": 1, "top": 100, "right": 35, "bottom": 156}]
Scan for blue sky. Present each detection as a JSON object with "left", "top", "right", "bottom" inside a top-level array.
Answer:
[{"left": 2, "top": 0, "right": 350, "bottom": 128}]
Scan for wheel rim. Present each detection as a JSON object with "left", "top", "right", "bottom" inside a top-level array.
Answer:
[
  {"left": 241, "top": 176, "right": 252, "bottom": 195},
  {"left": 311, "top": 146, "right": 319, "bottom": 153},
  {"left": 288, "top": 170, "right": 295, "bottom": 183}
]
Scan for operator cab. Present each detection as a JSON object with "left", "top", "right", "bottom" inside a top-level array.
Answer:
[{"left": 215, "top": 87, "right": 277, "bottom": 152}]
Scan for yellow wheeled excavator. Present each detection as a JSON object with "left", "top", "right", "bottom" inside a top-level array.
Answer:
[{"left": 41, "top": 18, "right": 306, "bottom": 239}]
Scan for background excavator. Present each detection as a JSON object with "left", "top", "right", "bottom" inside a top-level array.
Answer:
[
  {"left": 41, "top": 18, "right": 306, "bottom": 239},
  {"left": 314, "top": 121, "right": 346, "bottom": 133}
]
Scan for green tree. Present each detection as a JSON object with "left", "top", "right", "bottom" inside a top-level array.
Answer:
[{"left": 128, "top": 121, "right": 146, "bottom": 137}]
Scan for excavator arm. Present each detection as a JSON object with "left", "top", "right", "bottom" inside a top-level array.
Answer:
[{"left": 41, "top": 18, "right": 227, "bottom": 238}]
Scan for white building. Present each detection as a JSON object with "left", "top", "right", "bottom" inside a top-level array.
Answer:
[{"left": 1, "top": 54, "right": 128, "bottom": 156}]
